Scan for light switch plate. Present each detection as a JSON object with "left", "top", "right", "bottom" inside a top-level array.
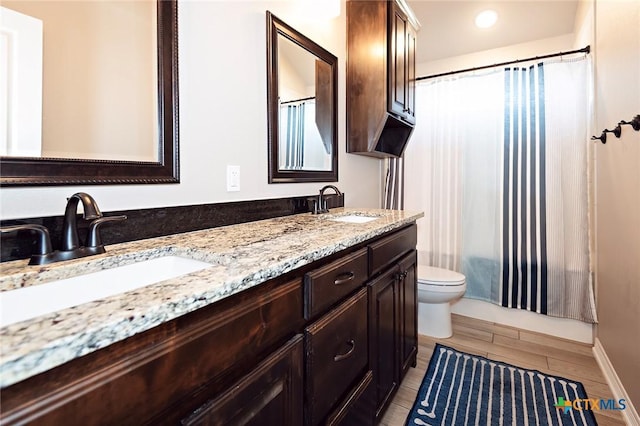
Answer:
[{"left": 226, "top": 165, "right": 240, "bottom": 192}]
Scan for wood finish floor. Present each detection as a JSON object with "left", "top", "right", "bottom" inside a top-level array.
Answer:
[{"left": 381, "top": 314, "right": 626, "bottom": 426}]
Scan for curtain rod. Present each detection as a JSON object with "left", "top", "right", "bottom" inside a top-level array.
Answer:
[
  {"left": 280, "top": 96, "right": 315, "bottom": 105},
  {"left": 416, "top": 45, "right": 590, "bottom": 81}
]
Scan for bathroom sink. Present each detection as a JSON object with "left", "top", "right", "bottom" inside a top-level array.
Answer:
[
  {"left": 0, "top": 255, "right": 213, "bottom": 327},
  {"left": 328, "top": 214, "right": 379, "bottom": 224}
]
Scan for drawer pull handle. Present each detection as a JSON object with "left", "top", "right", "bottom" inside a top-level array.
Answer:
[
  {"left": 334, "top": 340, "right": 356, "bottom": 362},
  {"left": 334, "top": 272, "right": 355, "bottom": 285}
]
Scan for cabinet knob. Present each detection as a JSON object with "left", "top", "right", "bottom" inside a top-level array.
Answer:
[{"left": 395, "top": 271, "right": 409, "bottom": 280}]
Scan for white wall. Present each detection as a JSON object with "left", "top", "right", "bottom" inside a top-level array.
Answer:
[
  {"left": 0, "top": 0, "right": 382, "bottom": 220},
  {"left": 417, "top": 33, "right": 575, "bottom": 78},
  {"left": 592, "top": 0, "right": 640, "bottom": 408}
]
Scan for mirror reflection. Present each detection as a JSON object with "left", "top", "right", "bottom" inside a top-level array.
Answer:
[
  {"left": 1, "top": 0, "right": 158, "bottom": 162},
  {"left": 277, "top": 34, "right": 332, "bottom": 171},
  {"left": 0, "top": 0, "right": 178, "bottom": 186},
  {"left": 267, "top": 11, "right": 337, "bottom": 183}
]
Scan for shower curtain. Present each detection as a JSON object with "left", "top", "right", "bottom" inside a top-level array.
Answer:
[
  {"left": 404, "top": 56, "right": 596, "bottom": 323},
  {"left": 281, "top": 102, "right": 306, "bottom": 169}
]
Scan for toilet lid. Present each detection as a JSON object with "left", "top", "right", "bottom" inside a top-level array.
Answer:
[{"left": 418, "top": 266, "right": 466, "bottom": 285}]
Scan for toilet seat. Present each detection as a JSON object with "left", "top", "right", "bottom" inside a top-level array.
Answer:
[{"left": 418, "top": 266, "right": 465, "bottom": 286}]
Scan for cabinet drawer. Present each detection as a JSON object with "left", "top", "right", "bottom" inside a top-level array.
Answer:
[
  {"left": 304, "top": 247, "right": 368, "bottom": 319},
  {"left": 327, "top": 370, "right": 375, "bottom": 426},
  {"left": 305, "top": 288, "right": 368, "bottom": 426},
  {"left": 369, "top": 224, "right": 417, "bottom": 276},
  {"left": 181, "top": 334, "right": 303, "bottom": 426}
]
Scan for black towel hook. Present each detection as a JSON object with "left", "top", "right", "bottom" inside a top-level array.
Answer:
[
  {"left": 618, "top": 114, "right": 640, "bottom": 131},
  {"left": 591, "top": 131, "right": 607, "bottom": 144},
  {"left": 609, "top": 125, "right": 622, "bottom": 138},
  {"left": 591, "top": 127, "right": 622, "bottom": 144}
]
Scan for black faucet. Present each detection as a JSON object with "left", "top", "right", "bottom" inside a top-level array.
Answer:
[
  {"left": 54, "top": 192, "right": 127, "bottom": 261},
  {"left": 0, "top": 193, "right": 126, "bottom": 265},
  {"left": 314, "top": 185, "right": 342, "bottom": 214},
  {"left": 62, "top": 192, "right": 103, "bottom": 251}
]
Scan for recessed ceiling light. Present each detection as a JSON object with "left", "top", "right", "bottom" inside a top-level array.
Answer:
[{"left": 475, "top": 10, "right": 498, "bottom": 28}]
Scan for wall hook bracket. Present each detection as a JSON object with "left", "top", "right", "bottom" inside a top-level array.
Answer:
[
  {"left": 591, "top": 131, "right": 607, "bottom": 144},
  {"left": 608, "top": 125, "right": 622, "bottom": 138},
  {"left": 618, "top": 114, "right": 640, "bottom": 131}
]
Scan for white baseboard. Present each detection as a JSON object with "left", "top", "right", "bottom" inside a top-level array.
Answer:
[
  {"left": 450, "top": 298, "right": 594, "bottom": 344},
  {"left": 593, "top": 338, "right": 640, "bottom": 425}
]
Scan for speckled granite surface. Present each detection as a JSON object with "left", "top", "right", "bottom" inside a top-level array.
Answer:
[{"left": 0, "top": 208, "right": 422, "bottom": 388}]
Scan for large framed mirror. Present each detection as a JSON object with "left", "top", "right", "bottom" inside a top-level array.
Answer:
[
  {"left": 266, "top": 11, "right": 338, "bottom": 183},
  {"left": 0, "top": 0, "right": 178, "bottom": 186}
]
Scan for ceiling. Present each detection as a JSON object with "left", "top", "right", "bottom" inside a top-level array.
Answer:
[{"left": 406, "top": 0, "right": 579, "bottom": 63}]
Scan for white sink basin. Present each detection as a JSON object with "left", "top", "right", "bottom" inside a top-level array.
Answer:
[
  {"left": 328, "top": 214, "right": 379, "bottom": 224},
  {"left": 0, "top": 255, "right": 213, "bottom": 327}
]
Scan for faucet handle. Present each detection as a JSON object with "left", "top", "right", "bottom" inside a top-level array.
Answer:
[
  {"left": 87, "top": 215, "right": 127, "bottom": 248},
  {"left": 1, "top": 224, "right": 53, "bottom": 265}
]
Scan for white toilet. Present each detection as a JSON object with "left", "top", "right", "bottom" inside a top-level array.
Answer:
[{"left": 417, "top": 266, "right": 466, "bottom": 338}]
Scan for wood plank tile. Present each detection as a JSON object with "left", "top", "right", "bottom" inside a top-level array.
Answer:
[
  {"left": 493, "top": 334, "right": 599, "bottom": 369},
  {"left": 579, "top": 377, "right": 617, "bottom": 400},
  {"left": 379, "top": 403, "right": 409, "bottom": 426},
  {"left": 452, "top": 314, "right": 520, "bottom": 339},
  {"left": 519, "top": 330, "right": 594, "bottom": 357},
  {"left": 547, "top": 357, "right": 608, "bottom": 384},
  {"left": 444, "top": 333, "right": 549, "bottom": 369},
  {"left": 451, "top": 314, "right": 498, "bottom": 334},
  {"left": 402, "top": 365, "right": 427, "bottom": 391},
  {"left": 593, "top": 412, "right": 627, "bottom": 426},
  {"left": 392, "top": 385, "right": 419, "bottom": 410},
  {"left": 451, "top": 323, "right": 493, "bottom": 342}
]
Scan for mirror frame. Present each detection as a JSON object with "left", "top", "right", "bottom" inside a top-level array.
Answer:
[
  {"left": 266, "top": 11, "right": 338, "bottom": 183},
  {"left": 0, "top": 1, "right": 179, "bottom": 187}
]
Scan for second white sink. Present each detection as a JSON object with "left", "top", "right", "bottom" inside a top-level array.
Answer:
[{"left": 0, "top": 255, "right": 213, "bottom": 328}]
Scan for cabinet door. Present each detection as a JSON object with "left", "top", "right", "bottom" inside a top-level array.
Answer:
[
  {"left": 405, "top": 22, "right": 417, "bottom": 125},
  {"left": 398, "top": 250, "right": 418, "bottom": 378},
  {"left": 388, "top": 3, "right": 408, "bottom": 120},
  {"left": 388, "top": 2, "right": 417, "bottom": 126},
  {"left": 367, "top": 267, "right": 399, "bottom": 421},
  {"left": 181, "top": 334, "right": 303, "bottom": 426}
]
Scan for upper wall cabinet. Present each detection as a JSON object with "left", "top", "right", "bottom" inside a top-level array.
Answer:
[{"left": 346, "top": 0, "right": 419, "bottom": 158}]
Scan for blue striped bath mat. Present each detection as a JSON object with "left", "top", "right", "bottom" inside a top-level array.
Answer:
[{"left": 406, "top": 344, "right": 598, "bottom": 425}]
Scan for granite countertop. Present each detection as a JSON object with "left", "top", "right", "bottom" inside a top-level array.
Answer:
[{"left": 0, "top": 208, "right": 422, "bottom": 388}]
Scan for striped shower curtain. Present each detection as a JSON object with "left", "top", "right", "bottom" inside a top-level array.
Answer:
[
  {"left": 282, "top": 103, "right": 305, "bottom": 169},
  {"left": 404, "top": 56, "right": 596, "bottom": 323}
]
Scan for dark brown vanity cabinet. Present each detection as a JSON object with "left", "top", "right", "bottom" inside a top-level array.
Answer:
[
  {"left": 0, "top": 224, "right": 418, "bottom": 426},
  {"left": 0, "top": 277, "right": 307, "bottom": 426},
  {"left": 346, "top": 0, "right": 418, "bottom": 158},
  {"left": 367, "top": 225, "right": 418, "bottom": 421}
]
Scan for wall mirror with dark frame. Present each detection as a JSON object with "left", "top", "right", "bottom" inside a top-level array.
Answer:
[
  {"left": 0, "top": 0, "right": 178, "bottom": 186},
  {"left": 266, "top": 11, "right": 338, "bottom": 183}
]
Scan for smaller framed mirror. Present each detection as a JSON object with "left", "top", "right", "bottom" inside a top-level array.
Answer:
[{"left": 266, "top": 11, "right": 338, "bottom": 183}]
